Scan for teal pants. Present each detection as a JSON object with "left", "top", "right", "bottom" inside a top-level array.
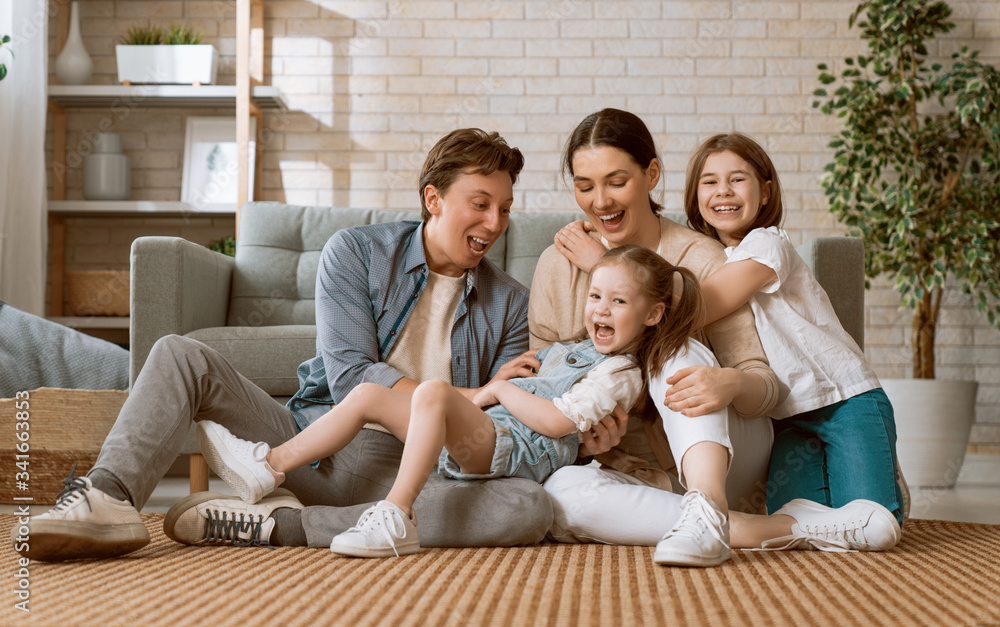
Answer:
[{"left": 767, "top": 388, "right": 904, "bottom": 525}]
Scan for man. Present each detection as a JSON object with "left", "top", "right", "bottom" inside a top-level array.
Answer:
[{"left": 17, "top": 128, "right": 553, "bottom": 561}]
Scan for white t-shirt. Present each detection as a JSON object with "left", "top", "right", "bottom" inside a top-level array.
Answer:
[
  {"left": 553, "top": 355, "right": 642, "bottom": 432},
  {"left": 725, "top": 227, "right": 880, "bottom": 418}
]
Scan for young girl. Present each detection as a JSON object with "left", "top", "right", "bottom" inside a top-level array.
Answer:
[
  {"left": 681, "top": 131, "right": 904, "bottom": 530},
  {"left": 196, "top": 245, "right": 702, "bottom": 557}
]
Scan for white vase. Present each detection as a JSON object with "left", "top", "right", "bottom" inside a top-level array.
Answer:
[
  {"left": 55, "top": 2, "right": 93, "bottom": 85},
  {"left": 83, "top": 133, "right": 130, "bottom": 200},
  {"left": 882, "top": 378, "right": 978, "bottom": 488}
]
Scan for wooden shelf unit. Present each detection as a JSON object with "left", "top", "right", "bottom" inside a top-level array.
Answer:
[{"left": 47, "top": 0, "right": 270, "bottom": 318}]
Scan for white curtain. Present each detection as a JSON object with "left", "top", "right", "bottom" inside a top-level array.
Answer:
[{"left": 0, "top": 0, "right": 47, "bottom": 316}]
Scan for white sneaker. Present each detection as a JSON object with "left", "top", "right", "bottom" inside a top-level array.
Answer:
[
  {"left": 12, "top": 473, "right": 149, "bottom": 561},
  {"left": 163, "top": 489, "right": 303, "bottom": 547},
  {"left": 197, "top": 420, "right": 281, "bottom": 503},
  {"left": 653, "top": 489, "right": 731, "bottom": 567},
  {"left": 762, "top": 499, "right": 902, "bottom": 552},
  {"left": 330, "top": 501, "right": 420, "bottom": 558}
]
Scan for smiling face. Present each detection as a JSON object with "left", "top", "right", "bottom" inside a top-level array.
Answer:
[
  {"left": 570, "top": 146, "right": 662, "bottom": 250},
  {"left": 422, "top": 169, "right": 514, "bottom": 277},
  {"left": 696, "top": 150, "right": 771, "bottom": 247},
  {"left": 584, "top": 262, "right": 665, "bottom": 355}
]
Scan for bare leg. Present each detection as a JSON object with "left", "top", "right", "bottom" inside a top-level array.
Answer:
[
  {"left": 268, "top": 382, "right": 413, "bottom": 474},
  {"left": 385, "top": 380, "right": 497, "bottom": 516},
  {"left": 680, "top": 441, "right": 730, "bottom": 511},
  {"left": 730, "top": 512, "right": 794, "bottom": 549}
]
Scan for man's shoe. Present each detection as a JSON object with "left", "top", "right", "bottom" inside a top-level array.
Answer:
[
  {"left": 11, "top": 473, "right": 149, "bottom": 561},
  {"left": 330, "top": 501, "right": 420, "bottom": 558},
  {"left": 762, "top": 499, "right": 902, "bottom": 552},
  {"left": 163, "top": 489, "right": 303, "bottom": 547},
  {"left": 197, "top": 420, "right": 280, "bottom": 504},
  {"left": 653, "top": 489, "right": 731, "bottom": 567}
]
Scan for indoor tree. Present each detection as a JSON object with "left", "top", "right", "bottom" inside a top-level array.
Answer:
[{"left": 814, "top": 0, "right": 1000, "bottom": 378}]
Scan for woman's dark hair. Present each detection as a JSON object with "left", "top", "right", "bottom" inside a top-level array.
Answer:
[
  {"left": 592, "top": 245, "right": 702, "bottom": 421},
  {"left": 562, "top": 108, "right": 662, "bottom": 214},
  {"left": 683, "top": 132, "right": 783, "bottom": 242}
]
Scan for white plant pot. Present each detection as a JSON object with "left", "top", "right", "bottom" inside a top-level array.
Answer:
[
  {"left": 115, "top": 45, "right": 218, "bottom": 85},
  {"left": 882, "top": 378, "right": 977, "bottom": 488}
]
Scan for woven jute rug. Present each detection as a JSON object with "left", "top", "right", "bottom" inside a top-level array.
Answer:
[{"left": 1, "top": 515, "right": 997, "bottom": 626}]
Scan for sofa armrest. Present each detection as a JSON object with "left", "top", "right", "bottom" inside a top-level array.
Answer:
[
  {"left": 796, "top": 236, "right": 865, "bottom": 350},
  {"left": 130, "top": 236, "right": 235, "bottom": 385}
]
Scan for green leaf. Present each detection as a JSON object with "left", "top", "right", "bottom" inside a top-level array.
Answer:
[{"left": 0, "top": 64, "right": 6, "bottom": 82}]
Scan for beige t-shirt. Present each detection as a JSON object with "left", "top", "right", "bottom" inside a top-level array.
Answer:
[{"left": 360, "top": 269, "right": 465, "bottom": 433}]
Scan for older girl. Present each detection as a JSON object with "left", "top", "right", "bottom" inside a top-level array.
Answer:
[{"left": 686, "top": 132, "right": 904, "bottom": 529}]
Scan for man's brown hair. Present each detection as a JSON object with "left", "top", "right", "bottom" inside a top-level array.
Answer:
[{"left": 419, "top": 129, "right": 525, "bottom": 221}]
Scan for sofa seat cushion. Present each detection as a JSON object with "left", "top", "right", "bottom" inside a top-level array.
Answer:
[{"left": 185, "top": 324, "right": 317, "bottom": 396}]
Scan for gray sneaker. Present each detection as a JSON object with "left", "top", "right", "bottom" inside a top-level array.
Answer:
[
  {"left": 163, "top": 489, "right": 303, "bottom": 547},
  {"left": 330, "top": 501, "right": 420, "bottom": 558},
  {"left": 12, "top": 472, "right": 149, "bottom": 562},
  {"left": 762, "top": 499, "right": 902, "bottom": 552},
  {"left": 653, "top": 489, "right": 731, "bottom": 567}
]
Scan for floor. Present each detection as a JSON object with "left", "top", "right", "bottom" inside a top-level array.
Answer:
[{"left": 7, "top": 478, "right": 1000, "bottom": 524}]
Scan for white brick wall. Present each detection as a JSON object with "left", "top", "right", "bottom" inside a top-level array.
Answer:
[{"left": 48, "top": 0, "right": 1000, "bottom": 473}]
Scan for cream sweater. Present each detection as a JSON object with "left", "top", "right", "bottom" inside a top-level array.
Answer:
[{"left": 527, "top": 216, "right": 778, "bottom": 487}]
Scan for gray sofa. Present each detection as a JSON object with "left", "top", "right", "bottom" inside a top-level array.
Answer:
[{"left": 130, "top": 201, "right": 865, "bottom": 490}]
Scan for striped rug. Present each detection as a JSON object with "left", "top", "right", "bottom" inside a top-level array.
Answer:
[{"left": 1, "top": 515, "right": 997, "bottom": 626}]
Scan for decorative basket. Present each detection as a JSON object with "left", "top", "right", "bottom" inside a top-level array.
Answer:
[
  {"left": 66, "top": 270, "right": 130, "bottom": 316},
  {"left": 0, "top": 388, "right": 127, "bottom": 504}
]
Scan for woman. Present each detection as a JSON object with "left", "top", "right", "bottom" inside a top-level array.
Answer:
[{"left": 531, "top": 109, "right": 900, "bottom": 562}]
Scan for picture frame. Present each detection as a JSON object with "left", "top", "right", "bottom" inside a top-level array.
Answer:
[{"left": 181, "top": 116, "right": 256, "bottom": 212}]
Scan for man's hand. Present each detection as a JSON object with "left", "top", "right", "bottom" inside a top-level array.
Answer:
[
  {"left": 577, "top": 404, "right": 629, "bottom": 457},
  {"left": 664, "top": 365, "right": 741, "bottom": 417},
  {"left": 490, "top": 349, "right": 540, "bottom": 384},
  {"left": 554, "top": 220, "right": 606, "bottom": 273}
]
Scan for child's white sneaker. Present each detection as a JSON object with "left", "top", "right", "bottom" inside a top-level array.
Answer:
[
  {"left": 330, "top": 500, "right": 420, "bottom": 558},
  {"left": 653, "top": 489, "right": 731, "bottom": 567},
  {"left": 762, "top": 499, "right": 902, "bottom": 552},
  {"left": 197, "top": 420, "right": 281, "bottom": 504}
]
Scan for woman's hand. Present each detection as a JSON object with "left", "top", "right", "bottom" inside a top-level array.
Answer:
[
  {"left": 577, "top": 405, "right": 629, "bottom": 457},
  {"left": 663, "top": 366, "right": 741, "bottom": 416},
  {"left": 554, "top": 220, "right": 606, "bottom": 273}
]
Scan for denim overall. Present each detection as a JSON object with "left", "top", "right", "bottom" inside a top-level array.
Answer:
[{"left": 439, "top": 339, "right": 626, "bottom": 483}]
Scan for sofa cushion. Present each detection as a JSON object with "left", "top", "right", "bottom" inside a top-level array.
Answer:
[
  {"left": 185, "top": 324, "right": 317, "bottom": 396},
  {"left": 228, "top": 203, "right": 507, "bottom": 327}
]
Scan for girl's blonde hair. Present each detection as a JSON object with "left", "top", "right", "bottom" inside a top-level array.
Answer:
[
  {"left": 683, "top": 132, "right": 783, "bottom": 242},
  {"left": 593, "top": 245, "right": 702, "bottom": 421}
]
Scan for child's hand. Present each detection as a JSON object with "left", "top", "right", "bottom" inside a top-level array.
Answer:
[
  {"left": 554, "top": 220, "right": 606, "bottom": 273},
  {"left": 472, "top": 381, "right": 505, "bottom": 409}
]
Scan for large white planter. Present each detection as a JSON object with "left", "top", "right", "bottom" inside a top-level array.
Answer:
[
  {"left": 882, "top": 378, "right": 977, "bottom": 488},
  {"left": 115, "top": 45, "right": 218, "bottom": 85}
]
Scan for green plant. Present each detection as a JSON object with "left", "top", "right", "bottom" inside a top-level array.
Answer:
[
  {"left": 0, "top": 34, "right": 12, "bottom": 82},
  {"left": 813, "top": 0, "right": 1000, "bottom": 379},
  {"left": 119, "top": 23, "right": 203, "bottom": 46},
  {"left": 208, "top": 236, "right": 236, "bottom": 257},
  {"left": 119, "top": 22, "right": 164, "bottom": 45},
  {"left": 164, "top": 24, "right": 203, "bottom": 45}
]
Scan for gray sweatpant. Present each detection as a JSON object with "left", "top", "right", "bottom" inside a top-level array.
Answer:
[{"left": 90, "top": 335, "right": 552, "bottom": 548}]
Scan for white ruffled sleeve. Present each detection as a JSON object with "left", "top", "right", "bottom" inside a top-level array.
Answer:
[
  {"left": 724, "top": 226, "right": 797, "bottom": 295},
  {"left": 552, "top": 356, "right": 643, "bottom": 432}
]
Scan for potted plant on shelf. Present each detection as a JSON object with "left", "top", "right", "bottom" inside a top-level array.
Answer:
[
  {"left": 814, "top": 0, "right": 1000, "bottom": 487},
  {"left": 116, "top": 23, "right": 218, "bottom": 85}
]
